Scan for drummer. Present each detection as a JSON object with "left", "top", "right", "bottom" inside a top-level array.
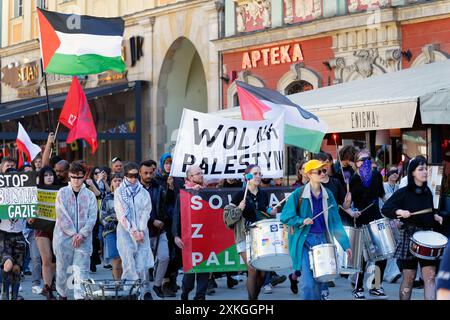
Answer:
[
  {"left": 280, "top": 159, "right": 351, "bottom": 300},
  {"left": 223, "top": 164, "right": 277, "bottom": 300},
  {"left": 381, "top": 157, "right": 443, "bottom": 300},
  {"left": 349, "top": 149, "right": 388, "bottom": 299}
]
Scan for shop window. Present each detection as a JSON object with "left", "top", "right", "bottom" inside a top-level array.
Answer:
[{"left": 284, "top": 80, "right": 314, "bottom": 95}]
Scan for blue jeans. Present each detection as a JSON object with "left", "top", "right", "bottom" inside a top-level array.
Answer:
[{"left": 300, "top": 232, "right": 328, "bottom": 300}]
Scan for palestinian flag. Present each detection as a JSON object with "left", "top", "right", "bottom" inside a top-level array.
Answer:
[
  {"left": 37, "top": 8, "right": 126, "bottom": 75},
  {"left": 236, "top": 81, "right": 328, "bottom": 153}
]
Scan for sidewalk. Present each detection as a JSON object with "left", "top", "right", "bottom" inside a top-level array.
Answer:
[{"left": 18, "top": 267, "right": 424, "bottom": 300}]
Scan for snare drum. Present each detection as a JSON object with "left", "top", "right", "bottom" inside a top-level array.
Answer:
[
  {"left": 362, "top": 218, "right": 396, "bottom": 262},
  {"left": 409, "top": 231, "right": 448, "bottom": 260},
  {"left": 246, "top": 219, "right": 292, "bottom": 271},
  {"left": 335, "top": 226, "right": 363, "bottom": 274},
  {"left": 308, "top": 244, "right": 339, "bottom": 282}
]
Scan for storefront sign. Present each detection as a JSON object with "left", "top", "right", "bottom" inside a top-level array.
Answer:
[
  {"left": 97, "top": 70, "right": 128, "bottom": 86},
  {"left": 1, "top": 60, "right": 41, "bottom": 91},
  {"left": 180, "top": 186, "right": 295, "bottom": 273},
  {"left": 350, "top": 110, "right": 380, "bottom": 129},
  {"left": 313, "top": 100, "right": 417, "bottom": 133},
  {"left": 0, "top": 172, "right": 38, "bottom": 219},
  {"left": 171, "top": 109, "right": 285, "bottom": 178},
  {"left": 241, "top": 43, "right": 304, "bottom": 69}
]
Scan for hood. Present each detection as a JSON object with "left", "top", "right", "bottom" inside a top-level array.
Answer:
[{"left": 159, "top": 152, "right": 172, "bottom": 174}]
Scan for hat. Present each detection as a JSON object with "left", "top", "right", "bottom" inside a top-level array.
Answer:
[
  {"left": 111, "top": 157, "right": 121, "bottom": 163},
  {"left": 304, "top": 160, "right": 326, "bottom": 174}
]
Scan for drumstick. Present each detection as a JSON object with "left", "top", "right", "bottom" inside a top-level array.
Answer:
[
  {"left": 243, "top": 173, "right": 253, "bottom": 202},
  {"left": 272, "top": 192, "right": 294, "bottom": 209},
  {"left": 299, "top": 205, "right": 334, "bottom": 229},
  {"left": 359, "top": 203, "right": 374, "bottom": 214},
  {"left": 410, "top": 208, "right": 433, "bottom": 216}
]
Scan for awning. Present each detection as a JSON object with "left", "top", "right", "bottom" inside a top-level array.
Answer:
[
  {"left": 288, "top": 59, "right": 450, "bottom": 133},
  {"left": 0, "top": 82, "right": 136, "bottom": 122}
]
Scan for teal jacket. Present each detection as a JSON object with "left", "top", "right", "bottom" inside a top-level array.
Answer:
[{"left": 280, "top": 183, "right": 351, "bottom": 271}]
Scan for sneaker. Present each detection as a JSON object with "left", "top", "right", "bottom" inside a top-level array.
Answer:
[
  {"left": 369, "top": 287, "right": 388, "bottom": 299},
  {"left": 19, "top": 285, "right": 23, "bottom": 293},
  {"left": 270, "top": 274, "right": 287, "bottom": 287},
  {"left": 353, "top": 288, "right": 365, "bottom": 300},
  {"left": 103, "top": 264, "right": 112, "bottom": 270},
  {"left": 288, "top": 274, "right": 299, "bottom": 294},
  {"left": 153, "top": 285, "right": 165, "bottom": 299},
  {"left": 32, "top": 285, "right": 43, "bottom": 294},
  {"left": 321, "top": 290, "right": 331, "bottom": 300},
  {"left": 327, "top": 281, "right": 335, "bottom": 288},
  {"left": 263, "top": 284, "right": 273, "bottom": 294}
]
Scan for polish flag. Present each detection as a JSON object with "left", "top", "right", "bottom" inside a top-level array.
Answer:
[{"left": 16, "top": 122, "right": 42, "bottom": 168}]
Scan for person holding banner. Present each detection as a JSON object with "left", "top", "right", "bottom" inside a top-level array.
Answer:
[
  {"left": 381, "top": 157, "right": 443, "bottom": 300},
  {"left": 115, "top": 162, "right": 154, "bottom": 300},
  {"left": 172, "top": 165, "right": 210, "bottom": 300},
  {"left": 0, "top": 169, "right": 27, "bottom": 300},
  {"left": 224, "top": 164, "right": 277, "bottom": 300},
  {"left": 53, "top": 161, "right": 98, "bottom": 300},
  {"left": 280, "top": 160, "right": 351, "bottom": 300}
]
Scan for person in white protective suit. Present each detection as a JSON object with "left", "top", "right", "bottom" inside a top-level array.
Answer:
[
  {"left": 115, "top": 162, "right": 154, "bottom": 300},
  {"left": 53, "top": 161, "right": 98, "bottom": 300}
]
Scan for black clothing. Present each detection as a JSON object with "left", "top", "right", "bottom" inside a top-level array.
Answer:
[
  {"left": 231, "top": 189, "right": 270, "bottom": 224},
  {"left": 322, "top": 177, "right": 351, "bottom": 226},
  {"left": 350, "top": 171, "right": 385, "bottom": 227},
  {"left": 381, "top": 184, "right": 440, "bottom": 269},
  {"left": 335, "top": 165, "right": 355, "bottom": 189},
  {"left": 142, "top": 180, "right": 168, "bottom": 237},
  {"left": 381, "top": 185, "right": 438, "bottom": 230}
]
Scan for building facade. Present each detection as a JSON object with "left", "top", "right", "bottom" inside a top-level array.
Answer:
[
  {"left": 215, "top": 0, "right": 450, "bottom": 177},
  {"left": 0, "top": 0, "right": 221, "bottom": 164}
]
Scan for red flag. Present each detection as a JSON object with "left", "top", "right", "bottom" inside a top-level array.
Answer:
[
  {"left": 64, "top": 78, "right": 98, "bottom": 154},
  {"left": 59, "top": 77, "right": 83, "bottom": 129}
]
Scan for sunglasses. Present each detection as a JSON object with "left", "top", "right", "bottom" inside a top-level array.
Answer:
[
  {"left": 126, "top": 173, "right": 139, "bottom": 179},
  {"left": 94, "top": 171, "right": 101, "bottom": 175},
  {"left": 70, "top": 176, "right": 85, "bottom": 180},
  {"left": 311, "top": 169, "right": 327, "bottom": 175},
  {"left": 388, "top": 170, "right": 399, "bottom": 175}
]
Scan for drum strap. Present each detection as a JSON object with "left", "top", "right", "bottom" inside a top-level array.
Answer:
[{"left": 289, "top": 187, "right": 306, "bottom": 235}]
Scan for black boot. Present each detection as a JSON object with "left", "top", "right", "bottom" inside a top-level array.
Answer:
[
  {"left": 2, "top": 279, "right": 10, "bottom": 300},
  {"left": 11, "top": 282, "right": 24, "bottom": 300}
]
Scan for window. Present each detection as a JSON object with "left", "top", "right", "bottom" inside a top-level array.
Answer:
[
  {"left": 37, "top": 0, "right": 48, "bottom": 9},
  {"left": 13, "top": 0, "right": 23, "bottom": 18},
  {"left": 284, "top": 80, "right": 314, "bottom": 95}
]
